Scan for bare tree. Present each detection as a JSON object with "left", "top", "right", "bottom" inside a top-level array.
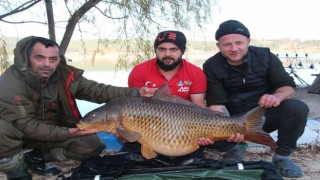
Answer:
[
  {"left": 0, "top": 0, "right": 42, "bottom": 20},
  {"left": 0, "top": 33, "right": 9, "bottom": 74},
  {"left": 0, "top": 0, "right": 215, "bottom": 72}
]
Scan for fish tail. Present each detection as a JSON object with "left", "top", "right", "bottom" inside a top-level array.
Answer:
[{"left": 242, "top": 106, "right": 277, "bottom": 149}]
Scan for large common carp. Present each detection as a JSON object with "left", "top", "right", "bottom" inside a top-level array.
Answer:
[{"left": 78, "top": 84, "right": 276, "bottom": 159}]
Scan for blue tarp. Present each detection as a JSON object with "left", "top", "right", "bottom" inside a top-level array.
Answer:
[{"left": 97, "top": 132, "right": 124, "bottom": 151}]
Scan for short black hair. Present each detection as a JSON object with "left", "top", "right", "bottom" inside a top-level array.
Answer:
[{"left": 27, "top": 37, "right": 60, "bottom": 57}]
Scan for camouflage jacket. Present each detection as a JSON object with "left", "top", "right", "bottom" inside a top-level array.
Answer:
[{"left": 0, "top": 36, "right": 139, "bottom": 141}]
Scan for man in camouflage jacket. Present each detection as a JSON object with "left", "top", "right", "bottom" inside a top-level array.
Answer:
[{"left": 0, "top": 36, "right": 155, "bottom": 179}]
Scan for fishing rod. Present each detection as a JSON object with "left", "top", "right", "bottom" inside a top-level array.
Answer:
[{"left": 277, "top": 53, "right": 317, "bottom": 87}]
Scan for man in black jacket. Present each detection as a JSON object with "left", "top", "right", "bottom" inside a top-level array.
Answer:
[{"left": 202, "top": 20, "right": 309, "bottom": 178}]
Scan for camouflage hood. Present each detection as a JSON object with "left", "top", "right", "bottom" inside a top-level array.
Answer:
[
  {"left": 13, "top": 36, "right": 35, "bottom": 72},
  {"left": 13, "top": 36, "right": 59, "bottom": 89}
]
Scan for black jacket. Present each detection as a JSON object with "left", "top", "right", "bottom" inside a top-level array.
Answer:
[{"left": 203, "top": 46, "right": 295, "bottom": 116}]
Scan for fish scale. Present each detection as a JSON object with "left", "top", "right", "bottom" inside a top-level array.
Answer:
[{"left": 116, "top": 97, "right": 242, "bottom": 156}]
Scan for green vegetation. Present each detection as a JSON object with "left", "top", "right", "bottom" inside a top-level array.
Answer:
[{"left": 3, "top": 37, "right": 320, "bottom": 71}]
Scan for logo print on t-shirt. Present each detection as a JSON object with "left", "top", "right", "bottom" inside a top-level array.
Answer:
[
  {"left": 177, "top": 80, "right": 190, "bottom": 92},
  {"left": 184, "top": 81, "right": 192, "bottom": 86},
  {"left": 178, "top": 86, "right": 189, "bottom": 92},
  {"left": 145, "top": 81, "right": 156, "bottom": 88},
  {"left": 177, "top": 80, "right": 184, "bottom": 87}
]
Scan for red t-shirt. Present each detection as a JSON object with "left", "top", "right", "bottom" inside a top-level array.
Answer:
[{"left": 128, "top": 58, "right": 207, "bottom": 101}]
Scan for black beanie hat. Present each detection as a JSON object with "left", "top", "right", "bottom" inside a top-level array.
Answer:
[
  {"left": 215, "top": 20, "right": 250, "bottom": 40},
  {"left": 154, "top": 30, "right": 186, "bottom": 53}
]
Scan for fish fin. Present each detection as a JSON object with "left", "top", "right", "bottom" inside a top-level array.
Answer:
[
  {"left": 245, "top": 131, "right": 277, "bottom": 149},
  {"left": 116, "top": 127, "right": 141, "bottom": 142},
  {"left": 153, "top": 82, "right": 171, "bottom": 97},
  {"left": 244, "top": 106, "right": 265, "bottom": 131},
  {"left": 243, "top": 106, "right": 277, "bottom": 149},
  {"left": 153, "top": 83, "right": 201, "bottom": 107},
  {"left": 141, "top": 144, "right": 157, "bottom": 159}
]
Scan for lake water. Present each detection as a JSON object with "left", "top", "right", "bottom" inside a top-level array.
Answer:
[
  {"left": 76, "top": 66, "right": 319, "bottom": 116},
  {"left": 76, "top": 70, "right": 130, "bottom": 116}
]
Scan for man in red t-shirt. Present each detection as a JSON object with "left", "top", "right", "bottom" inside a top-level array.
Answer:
[
  {"left": 126, "top": 31, "right": 210, "bottom": 159},
  {"left": 125, "top": 30, "right": 242, "bottom": 161},
  {"left": 128, "top": 30, "right": 206, "bottom": 107}
]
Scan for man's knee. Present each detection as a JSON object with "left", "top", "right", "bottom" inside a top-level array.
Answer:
[
  {"left": 281, "top": 99, "right": 309, "bottom": 117},
  {"left": 65, "top": 134, "right": 105, "bottom": 160},
  {"left": 264, "top": 99, "right": 309, "bottom": 132},
  {"left": 273, "top": 99, "right": 309, "bottom": 134},
  {"left": 0, "top": 120, "right": 24, "bottom": 157}
]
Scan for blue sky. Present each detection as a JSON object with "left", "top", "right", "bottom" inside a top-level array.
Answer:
[{"left": 1, "top": 0, "right": 319, "bottom": 41}]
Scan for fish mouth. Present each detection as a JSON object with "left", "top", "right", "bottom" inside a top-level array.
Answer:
[
  {"left": 77, "top": 121, "right": 118, "bottom": 133},
  {"left": 76, "top": 123, "right": 86, "bottom": 129},
  {"left": 76, "top": 122, "right": 98, "bottom": 130}
]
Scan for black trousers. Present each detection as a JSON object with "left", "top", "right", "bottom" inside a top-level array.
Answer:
[{"left": 263, "top": 99, "right": 309, "bottom": 156}]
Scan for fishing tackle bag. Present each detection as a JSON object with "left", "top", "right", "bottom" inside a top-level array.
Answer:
[{"left": 62, "top": 152, "right": 283, "bottom": 180}]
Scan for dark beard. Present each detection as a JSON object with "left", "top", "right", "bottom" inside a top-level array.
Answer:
[{"left": 156, "top": 57, "right": 182, "bottom": 71}]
